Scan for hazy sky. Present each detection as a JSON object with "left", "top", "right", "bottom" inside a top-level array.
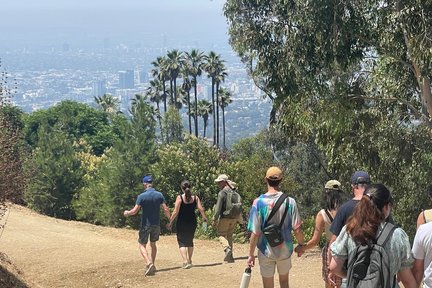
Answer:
[{"left": 0, "top": 0, "right": 228, "bottom": 50}]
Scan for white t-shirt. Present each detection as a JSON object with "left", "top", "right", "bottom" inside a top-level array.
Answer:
[{"left": 412, "top": 221, "right": 432, "bottom": 288}]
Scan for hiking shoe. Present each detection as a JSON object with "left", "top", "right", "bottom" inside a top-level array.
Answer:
[
  {"left": 145, "top": 263, "right": 156, "bottom": 276},
  {"left": 223, "top": 247, "right": 233, "bottom": 262},
  {"left": 184, "top": 263, "right": 192, "bottom": 269}
]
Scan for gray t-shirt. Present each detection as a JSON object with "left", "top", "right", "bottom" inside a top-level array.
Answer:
[
  {"left": 412, "top": 221, "right": 432, "bottom": 288},
  {"left": 331, "top": 223, "right": 413, "bottom": 287}
]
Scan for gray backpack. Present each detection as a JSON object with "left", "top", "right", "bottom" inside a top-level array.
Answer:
[
  {"left": 222, "top": 189, "right": 242, "bottom": 219},
  {"left": 346, "top": 222, "right": 396, "bottom": 288}
]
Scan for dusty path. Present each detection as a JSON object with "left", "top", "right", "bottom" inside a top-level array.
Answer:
[{"left": 0, "top": 205, "right": 323, "bottom": 287}]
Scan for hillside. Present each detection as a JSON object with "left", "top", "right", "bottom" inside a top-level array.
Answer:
[{"left": 0, "top": 205, "right": 323, "bottom": 287}]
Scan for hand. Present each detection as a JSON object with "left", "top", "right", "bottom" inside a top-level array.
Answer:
[
  {"left": 247, "top": 255, "right": 255, "bottom": 267},
  {"left": 123, "top": 210, "right": 129, "bottom": 217},
  {"left": 327, "top": 273, "right": 338, "bottom": 286},
  {"left": 166, "top": 223, "right": 172, "bottom": 231},
  {"left": 295, "top": 244, "right": 305, "bottom": 257}
]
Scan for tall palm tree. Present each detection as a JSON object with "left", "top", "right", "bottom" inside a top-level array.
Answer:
[
  {"left": 151, "top": 56, "right": 169, "bottom": 113},
  {"left": 180, "top": 69, "right": 193, "bottom": 134},
  {"left": 184, "top": 49, "right": 205, "bottom": 137},
  {"left": 218, "top": 87, "right": 233, "bottom": 149},
  {"left": 146, "top": 79, "right": 164, "bottom": 135},
  {"left": 203, "top": 51, "right": 224, "bottom": 147},
  {"left": 166, "top": 50, "right": 184, "bottom": 107},
  {"left": 94, "top": 94, "right": 120, "bottom": 115},
  {"left": 214, "top": 64, "right": 227, "bottom": 147},
  {"left": 197, "top": 99, "right": 212, "bottom": 139}
]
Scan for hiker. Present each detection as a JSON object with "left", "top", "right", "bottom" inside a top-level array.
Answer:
[
  {"left": 247, "top": 166, "right": 305, "bottom": 288},
  {"left": 412, "top": 221, "right": 432, "bottom": 287},
  {"left": 123, "top": 175, "right": 171, "bottom": 276},
  {"left": 416, "top": 184, "right": 432, "bottom": 229},
  {"left": 296, "top": 180, "right": 344, "bottom": 288},
  {"left": 212, "top": 174, "right": 242, "bottom": 263},
  {"left": 329, "top": 183, "right": 417, "bottom": 288},
  {"left": 168, "top": 180, "right": 208, "bottom": 269}
]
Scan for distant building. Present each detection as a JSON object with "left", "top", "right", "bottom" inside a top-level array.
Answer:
[
  {"left": 119, "top": 70, "right": 134, "bottom": 89},
  {"left": 92, "top": 80, "right": 106, "bottom": 97},
  {"left": 139, "top": 69, "right": 148, "bottom": 84}
]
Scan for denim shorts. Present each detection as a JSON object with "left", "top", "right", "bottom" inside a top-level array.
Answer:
[{"left": 138, "top": 225, "right": 160, "bottom": 244}]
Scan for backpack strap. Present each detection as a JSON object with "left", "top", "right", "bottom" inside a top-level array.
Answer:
[
  {"left": 376, "top": 222, "right": 396, "bottom": 246},
  {"left": 324, "top": 209, "right": 334, "bottom": 223},
  {"left": 265, "top": 193, "right": 289, "bottom": 224},
  {"left": 278, "top": 199, "right": 289, "bottom": 229}
]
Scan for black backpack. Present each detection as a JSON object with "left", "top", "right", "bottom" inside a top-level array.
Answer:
[
  {"left": 346, "top": 222, "right": 396, "bottom": 288},
  {"left": 222, "top": 189, "right": 242, "bottom": 219}
]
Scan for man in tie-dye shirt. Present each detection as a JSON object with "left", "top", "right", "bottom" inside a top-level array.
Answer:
[{"left": 247, "top": 166, "right": 304, "bottom": 288}]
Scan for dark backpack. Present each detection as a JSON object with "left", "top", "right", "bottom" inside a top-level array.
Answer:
[
  {"left": 346, "top": 222, "right": 396, "bottom": 288},
  {"left": 222, "top": 189, "right": 242, "bottom": 219}
]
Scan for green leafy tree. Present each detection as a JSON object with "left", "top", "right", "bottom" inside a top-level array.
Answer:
[
  {"left": 73, "top": 99, "right": 156, "bottom": 227},
  {"left": 218, "top": 87, "right": 233, "bottom": 149},
  {"left": 24, "top": 100, "right": 117, "bottom": 156},
  {"left": 162, "top": 105, "right": 183, "bottom": 144},
  {"left": 94, "top": 93, "right": 121, "bottom": 116},
  {"left": 25, "top": 125, "right": 83, "bottom": 219},
  {"left": 224, "top": 0, "right": 432, "bottom": 237},
  {"left": 151, "top": 56, "right": 169, "bottom": 113},
  {"left": 197, "top": 99, "right": 212, "bottom": 138},
  {"left": 166, "top": 50, "right": 184, "bottom": 106}
]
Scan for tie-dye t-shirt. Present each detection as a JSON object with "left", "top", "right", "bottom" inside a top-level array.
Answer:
[{"left": 247, "top": 192, "right": 302, "bottom": 260}]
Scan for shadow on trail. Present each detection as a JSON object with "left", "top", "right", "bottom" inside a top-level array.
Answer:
[{"left": 157, "top": 256, "right": 251, "bottom": 272}]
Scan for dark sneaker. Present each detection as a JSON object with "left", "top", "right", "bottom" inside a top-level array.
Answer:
[
  {"left": 145, "top": 263, "right": 156, "bottom": 276},
  {"left": 223, "top": 247, "right": 233, "bottom": 262}
]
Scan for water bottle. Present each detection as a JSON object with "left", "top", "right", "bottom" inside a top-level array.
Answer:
[
  {"left": 239, "top": 266, "right": 251, "bottom": 288},
  {"left": 202, "top": 221, "right": 207, "bottom": 231}
]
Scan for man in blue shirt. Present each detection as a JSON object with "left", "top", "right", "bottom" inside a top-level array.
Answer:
[{"left": 124, "top": 175, "right": 171, "bottom": 276}]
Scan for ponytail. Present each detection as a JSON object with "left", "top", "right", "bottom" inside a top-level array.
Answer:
[{"left": 181, "top": 180, "right": 192, "bottom": 202}]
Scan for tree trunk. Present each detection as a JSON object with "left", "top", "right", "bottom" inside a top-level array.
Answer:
[{"left": 194, "top": 79, "right": 199, "bottom": 137}]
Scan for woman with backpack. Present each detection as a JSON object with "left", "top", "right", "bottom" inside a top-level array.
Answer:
[
  {"left": 296, "top": 180, "right": 344, "bottom": 288},
  {"left": 168, "top": 180, "right": 208, "bottom": 269},
  {"left": 329, "top": 183, "right": 418, "bottom": 288}
]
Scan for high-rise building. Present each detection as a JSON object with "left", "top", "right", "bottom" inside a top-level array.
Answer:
[
  {"left": 119, "top": 70, "right": 134, "bottom": 89},
  {"left": 139, "top": 69, "right": 148, "bottom": 84},
  {"left": 92, "top": 80, "right": 106, "bottom": 97}
]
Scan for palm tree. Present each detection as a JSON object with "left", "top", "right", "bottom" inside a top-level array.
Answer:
[
  {"left": 184, "top": 49, "right": 205, "bottom": 137},
  {"left": 197, "top": 99, "right": 212, "bottom": 138},
  {"left": 166, "top": 50, "right": 183, "bottom": 106},
  {"left": 151, "top": 56, "right": 169, "bottom": 113},
  {"left": 94, "top": 94, "right": 120, "bottom": 115},
  {"left": 180, "top": 69, "right": 193, "bottom": 134},
  {"left": 203, "top": 51, "right": 224, "bottom": 147},
  {"left": 218, "top": 87, "right": 233, "bottom": 149},
  {"left": 214, "top": 64, "right": 227, "bottom": 147},
  {"left": 146, "top": 79, "right": 164, "bottom": 135}
]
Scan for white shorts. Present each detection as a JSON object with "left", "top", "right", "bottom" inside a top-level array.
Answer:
[{"left": 258, "top": 251, "right": 292, "bottom": 278}]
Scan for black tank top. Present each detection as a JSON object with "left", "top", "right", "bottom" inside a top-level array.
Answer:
[{"left": 178, "top": 195, "right": 197, "bottom": 225}]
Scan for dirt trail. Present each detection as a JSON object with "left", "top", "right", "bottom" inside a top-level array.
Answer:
[{"left": 0, "top": 205, "right": 323, "bottom": 287}]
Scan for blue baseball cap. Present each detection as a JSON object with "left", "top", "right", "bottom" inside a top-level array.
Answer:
[
  {"left": 351, "top": 171, "right": 371, "bottom": 184},
  {"left": 142, "top": 175, "right": 153, "bottom": 183}
]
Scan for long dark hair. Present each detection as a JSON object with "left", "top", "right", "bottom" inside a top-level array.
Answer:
[
  {"left": 346, "top": 183, "right": 393, "bottom": 244},
  {"left": 324, "top": 188, "right": 344, "bottom": 211},
  {"left": 181, "top": 180, "right": 192, "bottom": 202}
]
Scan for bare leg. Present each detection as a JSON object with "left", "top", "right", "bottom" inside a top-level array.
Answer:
[
  {"left": 278, "top": 273, "right": 289, "bottom": 288},
  {"left": 139, "top": 243, "right": 151, "bottom": 265},
  {"left": 149, "top": 242, "right": 157, "bottom": 264},
  {"left": 262, "top": 276, "right": 275, "bottom": 288},
  {"left": 179, "top": 247, "right": 188, "bottom": 264},
  {"left": 187, "top": 246, "right": 194, "bottom": 264}
]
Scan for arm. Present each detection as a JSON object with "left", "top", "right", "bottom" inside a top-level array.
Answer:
[
  {"left": 329, "top": 256, "right": 347, "bottom": 278},
  {"left": 168, "top": 196, "right": 181, "bottom": 228},
  {"left": 412, "top": 258, "right": 424, "bottom": 287},
  {"left": 124, "top": 204, "right": 140, "bottom": 217},
  {"left": 196, "top": 196, "right": 208, "bottom": 222},
  {"left": 293, "top": 226, "right": 305, "bottom": 247},
  {"left": 301, "top": 212, "right": 325, "bottom": 252},
  {"left": 212, "top": 191, "right": 224, "bottom": 225},
  {"left": 416, "top": 212, "right": 424, "bottom": 229},
  {"left": 397, "top": 267, "right": 419, "bottom": 288},
  {"left": 247, "top": 232, "right": 259, "bottom": 267},
  {"left": 162, "top": 202, "right": 171, "bottom": 220}
]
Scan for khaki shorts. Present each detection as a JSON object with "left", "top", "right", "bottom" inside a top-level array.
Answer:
[{"left": 258, "top": 251, "right": 292, "bottom": 278}]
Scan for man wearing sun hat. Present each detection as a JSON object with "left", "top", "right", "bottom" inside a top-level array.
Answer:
[
  {"left": 123, "top": 175, "right": 171, "bottom": 276},
  {"left": 212, "top": 173, "right": 240, "bottom": 263},
  {"left": 247, "top": 166, "right": 305, "bottom": 288}
]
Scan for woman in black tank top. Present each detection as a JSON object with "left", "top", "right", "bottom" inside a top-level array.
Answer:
[{"left": 168, "top": 180, "right": 208, "bottom": 268}]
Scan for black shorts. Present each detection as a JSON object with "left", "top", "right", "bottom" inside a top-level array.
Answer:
[{"left": 138, "top": 225, "right": 160, "bottom": 244}]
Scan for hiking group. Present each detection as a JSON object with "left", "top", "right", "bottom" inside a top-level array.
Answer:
[{"left": 123, "top": 168, "right": 432, "bottom": 288}]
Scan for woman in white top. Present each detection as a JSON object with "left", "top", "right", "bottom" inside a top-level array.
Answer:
[{"left": 296, "top": 180, "right": 344, "bottom": 288}]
